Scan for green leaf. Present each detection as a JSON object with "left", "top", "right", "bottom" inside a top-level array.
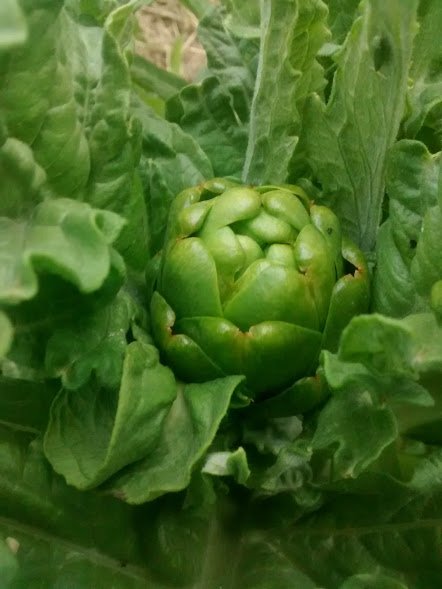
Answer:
[
  {"left": 282, "top": 489, "right": 442, "bottom": 588},
  {"left": 0, "top": 537, "right": 18, "bottom": 588},
  {"left": 0, "top": 3, "right": 89, "bottom": 196},
  {"left": 135, "top": 101, "right": 213, "bottom": 253},
  {"left": 0, "top": 427, "right": 152, "bottom": 586},
  {"left": 291, "top": 0, "right": 418, "bottom": 252},
  {"left": 166, "top": 76, "right": 249, "bottom": 177},
  {"left": 202, "top": 447, "right": 250, "bottom": 485},
  {"left": 313, "top": 388, "right": 398, "bottom": 479},
  {"left": 340, "top": 575, "right": 408, "bottom": 589},
  {"left": 44, "top": 343, "right": 176, "bottom": 489},
  {"left": 0, "top": 314, "right": 13, "bottom": 360},
  {"left": 243, "top": 0, "right": 329, "bottom": 185},
  {"left": 198, "top": 5, "right": 258, "bottom": 117},
  {"left": 319, "top": 312, "right": 442, "bottom": 472},
  {"left": 0, "top": 2, "right": 149, "bottom": 271},
  {"left": 402, "top": 0, "right": 442, "bottom": 148},
  {"left": 83, "top": 5, "right": 149, "bottom": 270},
  {"left": 222, "top": 0, "right": 261, "bottom": 39},
  {"left": 325, "top": 0, "right": 361, "bottom": 45},
  {"left": 131, "top": 54, "right": 185, "bottom": 102},
  {"left": 0, "top": 199, "right": 125, "bottom": 305},
  {"left": 107, "top": 376, "right": 243, "bottom": 503},
  {"left": 374, "top": 140, "right": 441, "bottom": 316},
  {"left": 166, "top": 4, "right": 257, "bottom": 177},
  {"left": 0, "top": 138, "right": 49, "bottom": 218},
  {"left": 0, "top": 377, "right": 56, "bottom": 434},
  {"left": 45, "top": 292, "right": 136, "bottom": 390},
  {"left": 233, "top": 534, "right": 318, "bottom": 589},
  {"left": 0, "top": 0, "right": 27, "bottom": 50}
]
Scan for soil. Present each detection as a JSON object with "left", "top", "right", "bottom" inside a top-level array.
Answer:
[{"left": 136, "top": 0, "right": 208, "bottom": 81}]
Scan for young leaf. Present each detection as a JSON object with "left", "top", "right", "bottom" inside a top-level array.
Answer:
[
  {"left": 243, "top": 0, "right": 329, "bottom": 185},
  {"left": 166, "top": 6, "right": 256, "bottom": 178}
]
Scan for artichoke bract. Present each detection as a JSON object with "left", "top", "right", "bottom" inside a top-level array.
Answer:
[{"left": 151, "top": 179, "right": 369, "bottom": 396}]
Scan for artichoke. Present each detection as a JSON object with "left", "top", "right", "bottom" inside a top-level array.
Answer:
[{"left": 150, "top": 180, "right": 369, "bottom": 396}]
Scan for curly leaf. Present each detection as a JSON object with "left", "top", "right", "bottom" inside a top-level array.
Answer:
[
  {"left": 0, "top": 1, "right": 149, "bottom": 270},
  {"left": 167, "top": 76, "right": 248, "bottom": 178},
  {"left": 0, "top": 199, "right": 125, "bottom": 305},
  {"left": 318, "top": 312, "right": 442, "bottom": 477}
]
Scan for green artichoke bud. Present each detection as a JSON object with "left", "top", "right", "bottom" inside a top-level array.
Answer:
[{"left": 151, "top": 180, "right": 369, "bottom": 396}]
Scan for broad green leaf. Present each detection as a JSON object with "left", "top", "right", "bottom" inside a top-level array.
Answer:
[
  {"left": 83, "top": 4, "right": 149, "bottom": 270},
  {"left": 374, "top": 140, "right": 441, "bottom": 316},
  {"left": 167, "top": 4, "right": 259, "bottom": 179},
  {"left": 131, "top": 54, "right": 185, "bottom": 102},
  {"left": 107, "top": 376, "right": 243, "bottom": 503},
  {"left": 231, "top": 534, "right": 318, "bottom": 589},
  {"left": 282, "top": 489, "right": 442, "bottom": 588},
  {"left": 0, "top": 428, "right": 148, "bottom": 580},
  {"left": 402, "top": 0, "right": 442, "bottom": 149},
  {"left": 222, "top": 0, "right": 261, "bottom": 39},
  {"left": 243, "top": 0, "right": 329, "bottom": 185},
  {"left": 0, "top": 199, "right": 125, "bottom": 305},
  {"left": 135, "top": 101, "right": 213, "bottom": 253},
  {"left": 0, "top": 313, "right": 13, "bottom": 360},
  {"left": 329, "top": 313, "right": 442, "bottom": 377},
  {"left": 290, "top": 0, "right": 418, "bottom": 252},
  {"left": 340, "top": 576, "right": 408, "bottom": 589},
  {"left": 45, "top": 292, "right": 137, "bottom": 390},
  {"left": 249, "top": 443, "right": 320, "bottom": 508},
  {"left": 44, "top": 343, "right": 176, "bottom": 489},
  {"left": 0, "top": 378, "right": 56, "bottom": 434},
  {"left": 313, "top": 388, "right": 398, "bottom": 478},
  {"left": 0, "top": 0, "right": 27, "bottom": 50}
]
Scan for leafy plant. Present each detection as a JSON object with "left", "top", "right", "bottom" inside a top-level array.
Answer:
[{"left": 0, "top": 0, "right": 441, "bottom": 588}]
